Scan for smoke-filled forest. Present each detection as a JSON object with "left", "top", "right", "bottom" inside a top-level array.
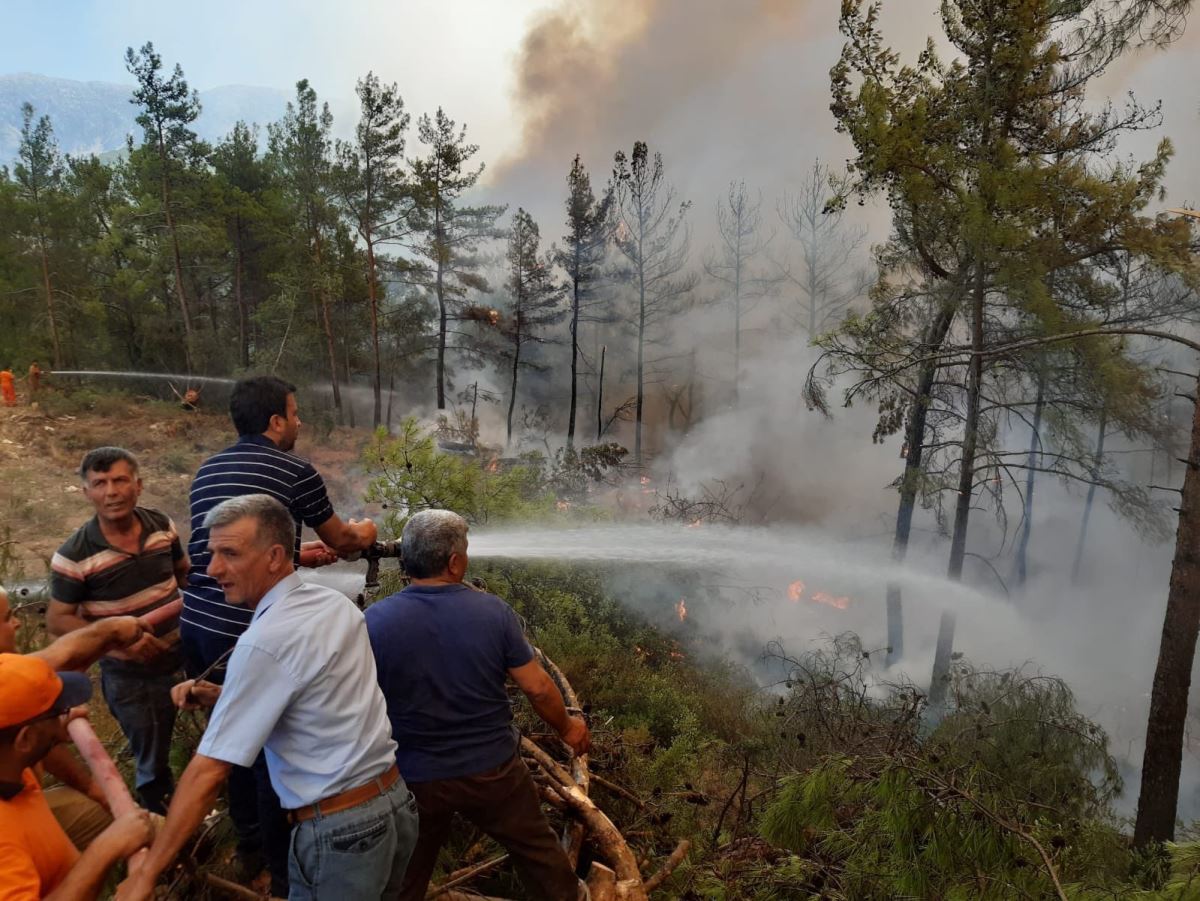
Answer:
[{"left": 6, "top": 0, "right": 1200, "bottom": 897}]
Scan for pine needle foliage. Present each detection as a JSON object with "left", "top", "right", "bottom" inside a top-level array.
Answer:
[{"left": 759, "top": 638, "right": 1133, "bottom": 899}]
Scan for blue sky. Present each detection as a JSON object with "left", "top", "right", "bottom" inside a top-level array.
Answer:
[{"left": 3, "top": 0, "right": 550, "bottom": 161}]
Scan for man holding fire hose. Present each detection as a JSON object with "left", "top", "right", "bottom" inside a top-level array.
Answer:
[
  {"left": 46, "top": 447, "right": 190, "bottom": 817},
  {"left": 366, "top": 510, "right": 592, "bottom": 901},
  {"left": 117, "top": 494, "right": 417, "bottom": 901},
  {"left": 1, "top": 584, "right": 159, "bottom": 864},
  {"left": 0, "top": 652, "right": 155, "bottom": 900},
  {"left": 180, "top": 376, "right": 378, "bottom": 895}
]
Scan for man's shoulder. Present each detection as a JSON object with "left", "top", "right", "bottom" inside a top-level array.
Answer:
[
  {"left": 201, "top": 438, "right": 315, "bottom": 466},
  {"left": 54, "top": 516, "right": 99, "bottom": 560},
  {"left": 372, "top": 585, "right": 512, "bottom": 620},
  {"left": 135, "top": 506, "right": 173, "bottom": 530}
]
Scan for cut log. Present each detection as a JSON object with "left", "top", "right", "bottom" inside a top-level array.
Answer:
[
  {"left": 587, "top": 862, "right": 617, "bottom": 901},
  {"left": 521, "top": 738, "right": 645, "bottom": 899}
]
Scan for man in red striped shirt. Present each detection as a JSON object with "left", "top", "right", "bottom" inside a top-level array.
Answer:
[{"left": 47, "top": 447, "right": 190, "bottom": 814}]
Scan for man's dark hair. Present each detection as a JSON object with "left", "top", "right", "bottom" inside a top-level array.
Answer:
[
  {"left": 229, "top": 376, "right": 297, "bottom": 436},
  {"left": 80, "top": 447, "right": 140, "bottom": 481}
]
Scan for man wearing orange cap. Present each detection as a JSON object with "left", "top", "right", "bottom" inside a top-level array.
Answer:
[
  {"left": 0, "top": 654, "right": 154, "bottom": 900},
  {"left": 1, "top": 584, "right": 153, "bottom": 853}
]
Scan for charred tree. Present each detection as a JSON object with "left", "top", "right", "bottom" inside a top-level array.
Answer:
[
  {"left": 555, "top": 156, "right": 612, "bottom": 449},
  {"left": 704, "top": 181, "right": 772, "bottom": 405},
  {"left": 1070, "top": 405, "right": 1108, "bottom": 583},
  {"left": 1135, "top": 371, "right": 1200, "bottom": 846},
  {"left": 776, "top": 161, "right": 866, "bottom": 339},
  {"left": 610, "top": 142, "right": 695, "bottom": 466}
]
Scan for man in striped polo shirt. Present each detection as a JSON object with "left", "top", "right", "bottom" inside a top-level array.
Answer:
[
  {"left": 181, "top": 375, "right": 377, "bottom": 895},
  {"left": 47, "top": 446, "right": 190, "bottom": 815}
]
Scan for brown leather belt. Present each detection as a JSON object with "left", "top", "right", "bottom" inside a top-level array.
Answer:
[{"left": 288, "top": 764, "right": 399, "bottom": 823}]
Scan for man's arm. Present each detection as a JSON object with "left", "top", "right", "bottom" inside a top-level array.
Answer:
[
  {"left": 45, "top": 599, "right": 92, "bottom": 638},
  {"left": 172, "top": 552, "right": 190, "bottom": 590},
  {"left": 34, "top": 615, "right": 151, "bottom": 671},
  {"left": 314, "top": 513, "right": 377, "bottom": 557},
  {"left": 508, "top": 659, "right": 590, "bottom": 756},
  {"left": 114, "top": 754, "right": 230, "bottom": 901},
  {"left": 42, "top": 809, "right": 155, "bottom": 901}
]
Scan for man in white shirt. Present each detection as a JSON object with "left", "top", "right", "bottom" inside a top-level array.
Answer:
[{"left": 116, "top": 494, "right": 417, "bottom": 901}]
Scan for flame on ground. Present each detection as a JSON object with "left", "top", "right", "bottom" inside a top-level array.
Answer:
[
  {"left": 811, "top": 591, "right": 850, "bottom": 611},
  {"left": 787, "top": 579, "right": 805, "bottom": 602},
  {"left": 676, "top": 598, "right": 688, "bottom": 622}
]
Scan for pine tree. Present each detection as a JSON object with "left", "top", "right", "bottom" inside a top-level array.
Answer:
[
  {"left": 554, "top": 155, "right": 612, "bottom": 449},
  {"left": 269, "top": 80, "right": 343, "bottom": 418},
  {"left": 125, "top": 41, "right": 201, "bottom": 371},
  {"left": 334, "top": 72, "right": 411, "bottom": 427},
  {"left": 502, "top": 209, "right": 566, "bottom": 447},
  {"left": 408, "top": 108, "right": 505, "bottom": 409},
  {"left": 12, "top": 103, "right": 66, "bottom": 368},
  {"left": 822, "top": 0, "right": 1192, "bottom": 705}
]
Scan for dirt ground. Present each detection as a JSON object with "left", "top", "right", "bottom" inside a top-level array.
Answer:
[{"left": 0, "top": 390, "right": 377, "bottom": 583}]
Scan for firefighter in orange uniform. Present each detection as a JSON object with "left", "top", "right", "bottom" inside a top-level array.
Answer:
[{"left": 0, "top": 367, "right": 16, "bottom": 407}]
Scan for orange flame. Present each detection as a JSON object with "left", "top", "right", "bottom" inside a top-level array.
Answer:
[
  {"left": 488, "top": 309, "right": 500, "bottom": 326},
  {"left": 686, "top": 519, "right": 703, "bottom": 528},
  {"left": 811, "top": 591, "right": 850, "bottom": 611},
  {"left": 556, "top": 500, "right": 571, "bottom": 511},
  {"left": 787, "top": 579, "right": 806, "bottom": 602},
  {"left": 676, "top": 598, "right": 688, "bottom": 622}
]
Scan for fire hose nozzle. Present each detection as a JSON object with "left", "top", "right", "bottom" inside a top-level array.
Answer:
[{"left": 363, "top": 540, "right": 403, "bottom": 561}]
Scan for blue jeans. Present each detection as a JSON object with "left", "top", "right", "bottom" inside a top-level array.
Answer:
[
  {"left": 98, "top": 661, "right": 179, "bottom": 815},
  {"left": 287, "top": 779, "right": 419, "bottom": 901}
]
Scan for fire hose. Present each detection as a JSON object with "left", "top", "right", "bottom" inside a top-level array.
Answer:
[{"left": 66, "top": 717, "right": 149, "bottom": 868}]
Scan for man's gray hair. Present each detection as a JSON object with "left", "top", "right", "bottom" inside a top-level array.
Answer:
[
  {"left": 203, "top": 494, "right": 296, "bottom": 553},
  {"left": 402, "top": 510, "right": 468, "bottom": 579}
]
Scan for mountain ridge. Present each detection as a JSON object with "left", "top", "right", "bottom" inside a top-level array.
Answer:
[{"left": 0, "top": 73, "right": 352, "bottom": 163}]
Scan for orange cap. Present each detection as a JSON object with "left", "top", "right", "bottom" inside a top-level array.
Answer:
[{"left": 0, "top": 654, "right": 92, "bottom": 730}]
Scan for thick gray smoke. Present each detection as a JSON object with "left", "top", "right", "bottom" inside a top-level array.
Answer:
[{"left": 469, "top": 0, "right": 1200, "bottom": 820}]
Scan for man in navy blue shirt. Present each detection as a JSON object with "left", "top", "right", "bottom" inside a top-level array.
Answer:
[
  {"left": 181, "top": 376, "right": 378, "bottom": 895},
  {"left": 366, "top": 510, "right": 590, "bottom": 901}
]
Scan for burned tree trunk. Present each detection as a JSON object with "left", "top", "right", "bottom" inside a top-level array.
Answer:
[
  {"left": 1071, "top": 405, "right": 1107, "bottom": 584},
  {"left": 1134, "top": 376, "right": 1200, "bottom": 847},
  {"left": 930, "top": 265, "right": 986, "bottom": 708},
  {"left": 886, "top": 302, "right": 955, "bottom": 666},
  {"left": 1013, "top": 371, "right": 1047, "bottom": 589}
]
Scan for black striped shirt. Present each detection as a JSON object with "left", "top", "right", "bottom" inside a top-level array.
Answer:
[
  {"left": 50, "top": 507, "right": 184, "bottom": 675},
  {"left": 181, "top": 434, "right": 335, "bottom": 638}
]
